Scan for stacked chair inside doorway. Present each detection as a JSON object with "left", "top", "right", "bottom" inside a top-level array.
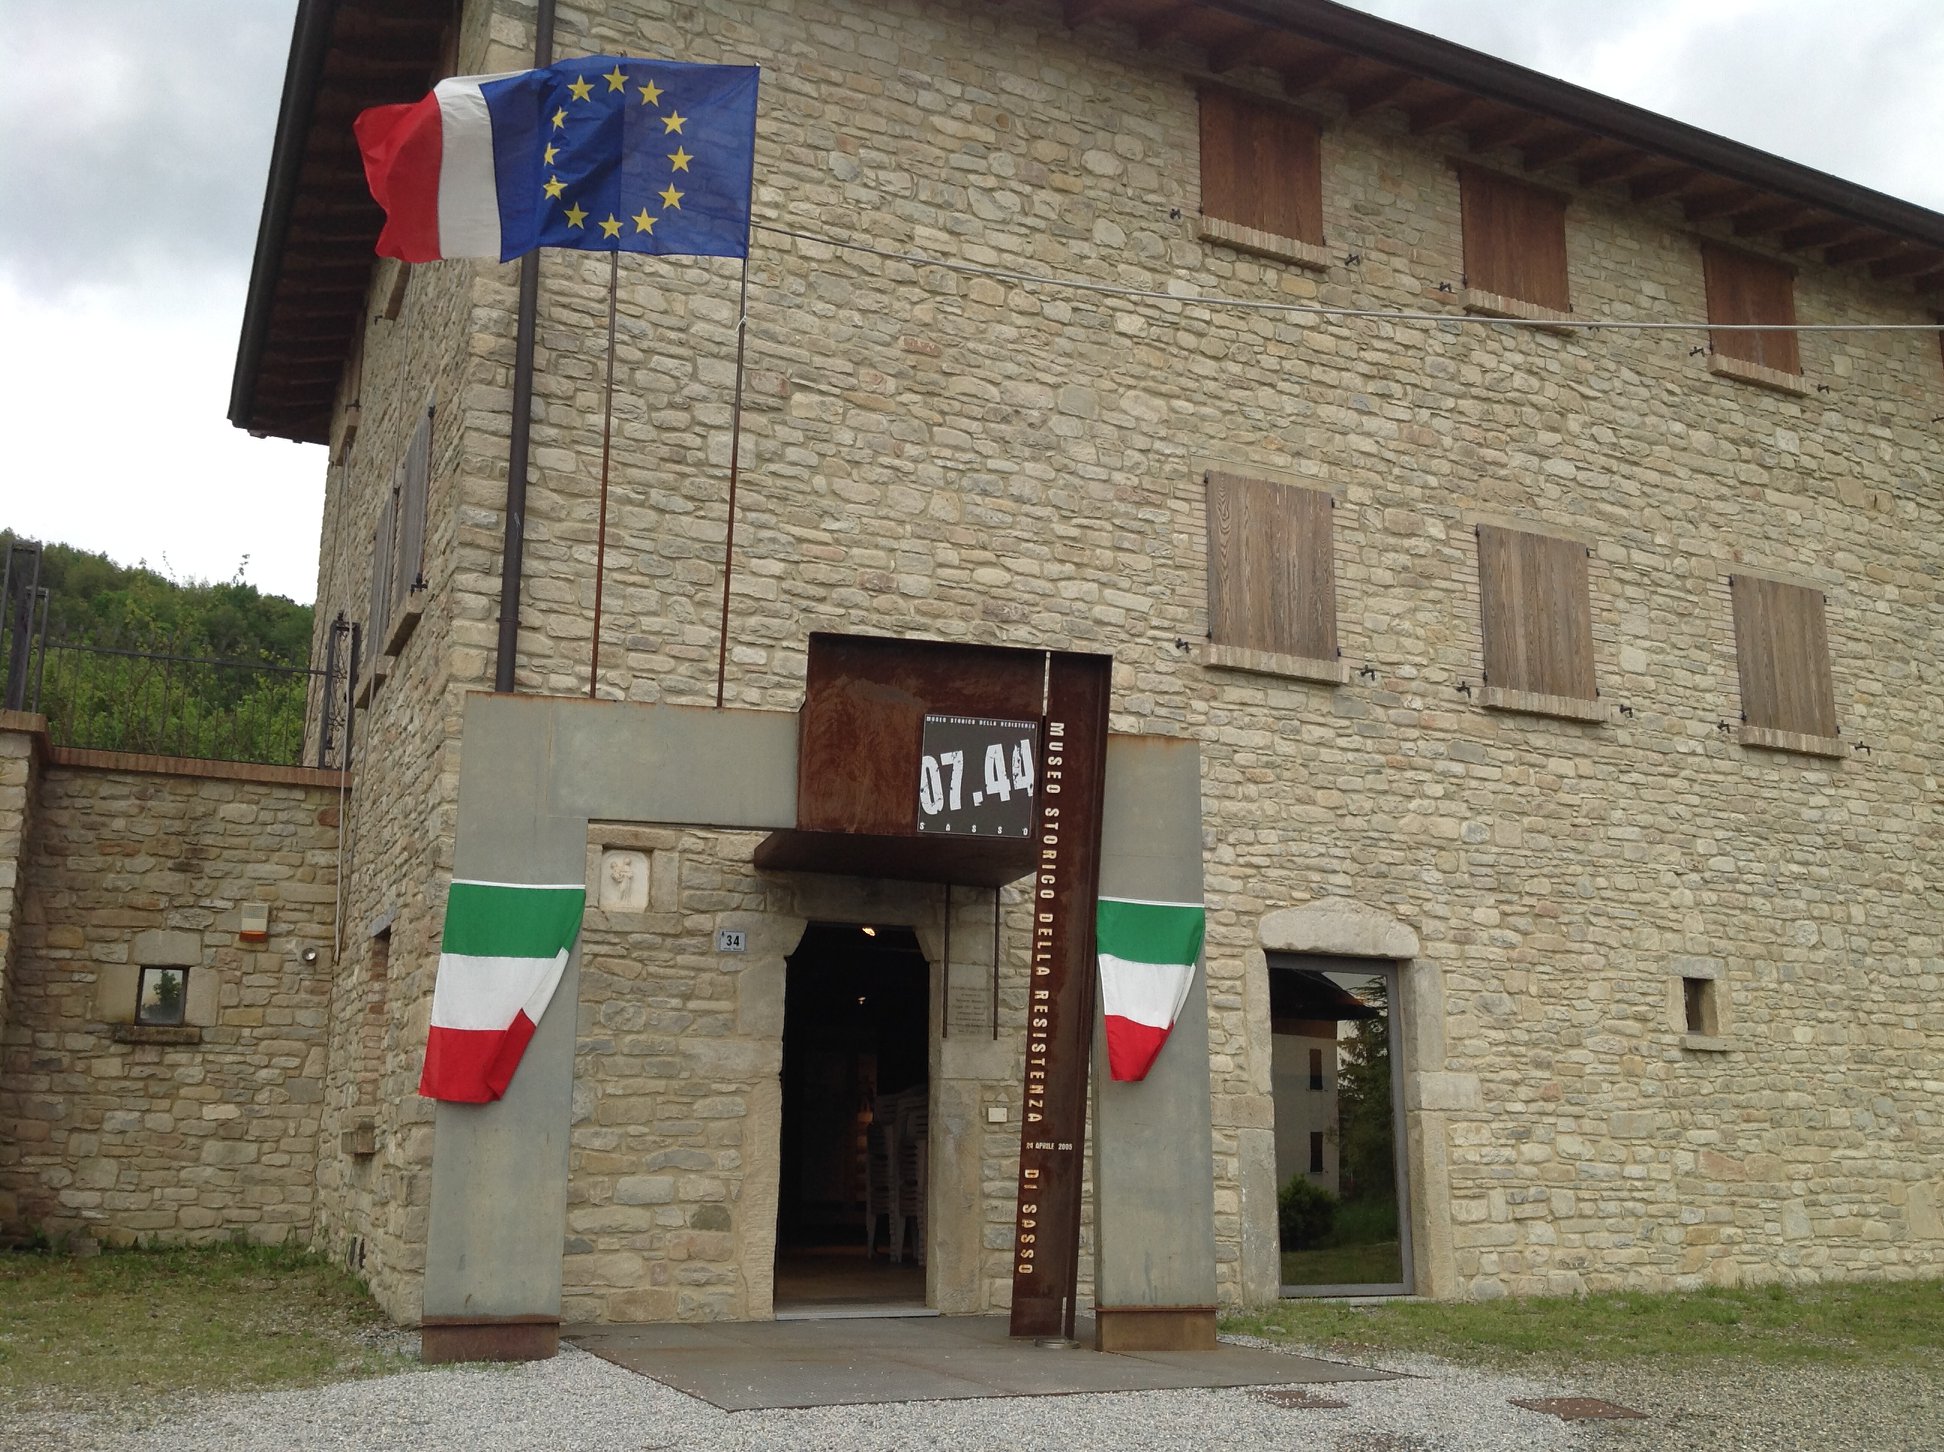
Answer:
[{"left": 864, "top": 1086, "right": 929, "bottom": 1265}]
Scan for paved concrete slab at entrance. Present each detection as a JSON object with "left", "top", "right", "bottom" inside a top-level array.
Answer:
[{"left": 565, "top": 1315, "right": 1396, "bottom": 1411}]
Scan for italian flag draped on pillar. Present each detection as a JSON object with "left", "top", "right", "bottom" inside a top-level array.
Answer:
[
  {"left": 1096, "top": 896, "right": 1206, "bottom": 1082},
  {"left": 420, "top": 881, "right": 586, "bottom": 1102}
]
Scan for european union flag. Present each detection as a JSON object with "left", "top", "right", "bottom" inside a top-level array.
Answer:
[{"left": 484, "top": 56, "right": 759, "bottom": 260}]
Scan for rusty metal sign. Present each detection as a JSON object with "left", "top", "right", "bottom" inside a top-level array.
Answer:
[{"left": 1007, "top": 651, "right": 1111, "bottom": 1341}]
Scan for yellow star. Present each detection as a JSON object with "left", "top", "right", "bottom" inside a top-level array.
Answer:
[
  {"left": 603, "top": 65, "right": 628, "bottom": 93},
  {"left": 632, "top": 209, "right": 657, "bottom": 233},
  {"left": 542, "top": 175, "right": 566, "bottom": 200},
  {"left": 659, "top": 184, "right": 683, "bottom": 210},
  {"left": 662, "top": 111, "right": 686, "bottom": 134},
  {"left": 551, "top": 107, "right": 567, "bottom": 130},
  {"left": 567, "top": 75, "right": 594, "bottom": 102},
  {"left": 599, "top": 214, "right": 622, "bottom": 239},
  {"left": 638, "top": 79, "right": 663, "bottom": 106},
  {"left": 543, "top": 143, "right": 558, "bottom": 165},
  {"left": 564, "top": 202, "right": 587, "bottom": 228},
  {"left": 667, "top": 146, "right": 693, "bottom": 172}
]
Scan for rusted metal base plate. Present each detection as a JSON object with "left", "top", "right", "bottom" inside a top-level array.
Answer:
[
  {"left": 421, "top": 1316, "right": 560, "bottom": 1363},
  {"left": 1255, "top": 1386, "right": 1349, "bottom": 1409},
  {"left": 1094, "top": 1306, "right": 1218, "bottom": 1353},
  {"left": 1510, "top": 1396, "right": 1649, "bottom": 1421}
]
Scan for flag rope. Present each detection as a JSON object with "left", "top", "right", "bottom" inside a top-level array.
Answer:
[
  {"left": 590, "top": 250, "right": 619, "bottom": 700},
  {"left": 715, "top": 254, "right": 754, "bottom": 710}
]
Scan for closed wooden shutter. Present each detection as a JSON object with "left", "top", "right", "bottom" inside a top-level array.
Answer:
[
  {"left": 1459, "top": 166, "right": 1570, "bottom": 312},
  {"left": 1730, "top": 575, "right": 1837, "bottom": 738},
  {"left": 1199, "top": 89, "right": 1323, "bottom": 244},
  {"left": 1476, "top": 525, "right": 1596, "bottom": 699},
  {"left": 391, "top": 403, "right": 432, "bottom": 616},
  {"left": 1206, "top": 472, "right": 1335, "bottom": 660},
  {"left": 1702, "top": 244, "right": 1800, "bottom": 374},
  {"left": 368, "top": 486, "right": 396, "bottom": 651}
]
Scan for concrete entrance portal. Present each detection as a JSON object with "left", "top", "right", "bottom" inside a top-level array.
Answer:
[{"left": 566, "top": 1315, "right": 1394, "bottom": 1411}]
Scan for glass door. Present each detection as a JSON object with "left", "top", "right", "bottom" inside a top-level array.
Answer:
[{"left": 1268, "top": 956, "right": 1411, "bottom": 1296}]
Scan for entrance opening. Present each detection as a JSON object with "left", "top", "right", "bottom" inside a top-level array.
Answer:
[
  {"left": 774, "top": 921, "right": 932, "bottom": 1317},
  {"left": 1268, "top": 956, "right": 1413, "bottom": 1296}
]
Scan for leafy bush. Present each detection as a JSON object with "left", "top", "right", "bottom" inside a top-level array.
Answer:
[{"left": 1278, "top": 1174, "right": 1338, "bottom": 1249}]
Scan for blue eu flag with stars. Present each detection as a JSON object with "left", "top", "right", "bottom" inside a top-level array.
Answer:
[{"left": 484, "top": 56, "right": 758, "bottom": 260}]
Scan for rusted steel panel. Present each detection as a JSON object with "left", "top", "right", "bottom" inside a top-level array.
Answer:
[
  {"left": 795, "top": 633, "right": 1044, "bottom": 836},
  {"left": 1007, "top": 650, "right": 1111, "bottom": 1341}
]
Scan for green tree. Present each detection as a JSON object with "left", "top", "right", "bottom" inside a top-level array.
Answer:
[{"left": 1333, "top": 975, "right": 1395, "bottom": 1205}]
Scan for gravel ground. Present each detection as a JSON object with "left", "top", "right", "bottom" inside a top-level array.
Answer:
[{"left": 3, "top": 1337, "right": 1937, "bottom": 1451}]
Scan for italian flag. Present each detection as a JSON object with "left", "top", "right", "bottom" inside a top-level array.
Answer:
[
  {"left": 1097, "top": 897, "right": 1206, "bottom": 1082},
  {"left": 420, "top": 880, "right": 586, "bottom": 1103}
]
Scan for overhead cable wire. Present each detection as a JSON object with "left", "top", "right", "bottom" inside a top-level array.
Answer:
[{"left": 752, "top": 221, "right": 1944, "bottom": 334}]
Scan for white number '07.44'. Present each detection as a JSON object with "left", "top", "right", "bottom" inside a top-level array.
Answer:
[{"left": 983, "top": 743, "right": 1012, "bottom": 803}]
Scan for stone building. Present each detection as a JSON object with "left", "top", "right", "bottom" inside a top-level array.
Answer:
[{"left": 16, "top": 0, "right": 1944, "bottom": 1351}]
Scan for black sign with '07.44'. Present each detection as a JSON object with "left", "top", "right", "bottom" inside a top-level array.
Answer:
[{"left": 916, "top": 715, "right": 1039, "bottom": 838}]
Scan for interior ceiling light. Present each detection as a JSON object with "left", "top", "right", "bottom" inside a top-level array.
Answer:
[{"left": 860, "top": 925, "right": 877, "bottom": 937}]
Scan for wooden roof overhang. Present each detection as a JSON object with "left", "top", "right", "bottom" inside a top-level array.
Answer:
[
  {"left": 232, "top": 0, "right": 1944, "bottom": 444},
  {"left": 230, "top": 0, "right": 451, "bottom": 446}
]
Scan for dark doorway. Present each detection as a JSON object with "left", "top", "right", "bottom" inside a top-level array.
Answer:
[{"left": 774, "top": 922, "right": 931, "bottom": 1316}]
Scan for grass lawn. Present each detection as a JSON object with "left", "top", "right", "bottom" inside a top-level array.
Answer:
[
  {"left": 1225, "top": 1276, "right": 1944, "bottom": 1369},
  {"left": 0, "top": 1241, "right": 414, "bottom": 1412},
  {"left": 1280, "top": 1239, "right": 1402, "bottom": 1287}
]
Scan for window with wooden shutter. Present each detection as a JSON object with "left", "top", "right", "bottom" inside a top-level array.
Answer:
[
  {"left": 1729, "top": 574, "right": 1838, "bottom": 746},
  {"left": 1198, "top": 88, "right": 1325, "bottom": 261},
  {"left": 1205, "top": 472, "right": 1337, "bottom": 675},
  {"left": 368, "top": 485, "right": 395, "bottom": 661},
  {"left": 1475, "top": 525, "right": 1598, "bottom": 714},
  {"left": 385, "top": 400, "right": 433, "bottom": 654},
  {"left": 1458, "top": 165, "right": 1571, "bottom": 314},
  {"left": 1702, "top": 244, "right": 1800, "bottom": 376}
]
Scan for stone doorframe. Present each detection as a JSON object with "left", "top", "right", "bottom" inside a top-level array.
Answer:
[
  {"left": 1239, "top": 899, "right": 1461, "bottom": 1302},
  {"left": 420, "top": 693, "right": 1219, "bottom": 1359}
]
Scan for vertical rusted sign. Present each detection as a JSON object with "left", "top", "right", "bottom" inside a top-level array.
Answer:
[{"left": 1008, "top": 650, "right": 1111, "bottom": 1340}]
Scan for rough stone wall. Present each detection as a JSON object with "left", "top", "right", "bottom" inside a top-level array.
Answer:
[
  {"left": 438, "top": 0, "right": 1941, "bottom": 1304},
  {"left": 295, "top": 0, "right": 1944, "bottom": 1317},
  {"left": 0, "top": 720, "right": 42, "bottom": 1232},
  {"left": 0, "top": 760, "right": 339, "bottom": 1245},
  {"left": 567, "top": 827, "right": 1053, "bottom": 1322}
]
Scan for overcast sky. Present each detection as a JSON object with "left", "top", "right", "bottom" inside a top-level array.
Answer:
[{"left": 1, "top": 1, "right": 1939, "bottom": 606}]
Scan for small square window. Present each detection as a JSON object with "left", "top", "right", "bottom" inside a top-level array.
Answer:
[
  {"left": 1205, "top": 472, "right": 1338, "bottom": 665},
  {"left": 1308, "top": 1130, "right": 1326, "bottom": 1174},
  {"left": 136, "top": 966, "right": 188, "bottom": 1027},
  {"left": 1682, "top": 977, "right": 1717, "bottom": 1037},
  {"left": 1308, "top": 1047, "right": 1325, "bottom": 1092}
]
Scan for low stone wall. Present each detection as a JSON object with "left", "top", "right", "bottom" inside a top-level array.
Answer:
[{"left": 0, "top": 745, "right": 343, "bottom": 1245}]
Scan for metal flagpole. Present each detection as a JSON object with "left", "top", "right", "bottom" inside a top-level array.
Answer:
[
  {"left": 714, "top": 254, "right": 753, "bottom": 709},
  {"left": 589, "top": 249, "right": 619, "bottom": 699}
]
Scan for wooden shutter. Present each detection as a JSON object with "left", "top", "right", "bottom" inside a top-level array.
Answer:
[
  {"left": 1199, "top": 89, "right": 1323, "bottom": 244},
  {"left": 1476, "top": 525, "right": 1596, "bottom": 699},
  {"left": 1459, "top": 166, "right": 1570, "bottom": 312},
  {"left": 1730, "top": 575, "right": 1837, "bottom": 737},
  {"left": 391, "top": 403, "right": 432, "bottom": 616},
  {"left": 1702, "top": 244, "right": 1799, "bottom": 374},
  {"left": 368, "top": 487, "right": 395, "bottom": 651},
  {"left": 1206, "top": 473, "right": 1335, "bottom": 660}
]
